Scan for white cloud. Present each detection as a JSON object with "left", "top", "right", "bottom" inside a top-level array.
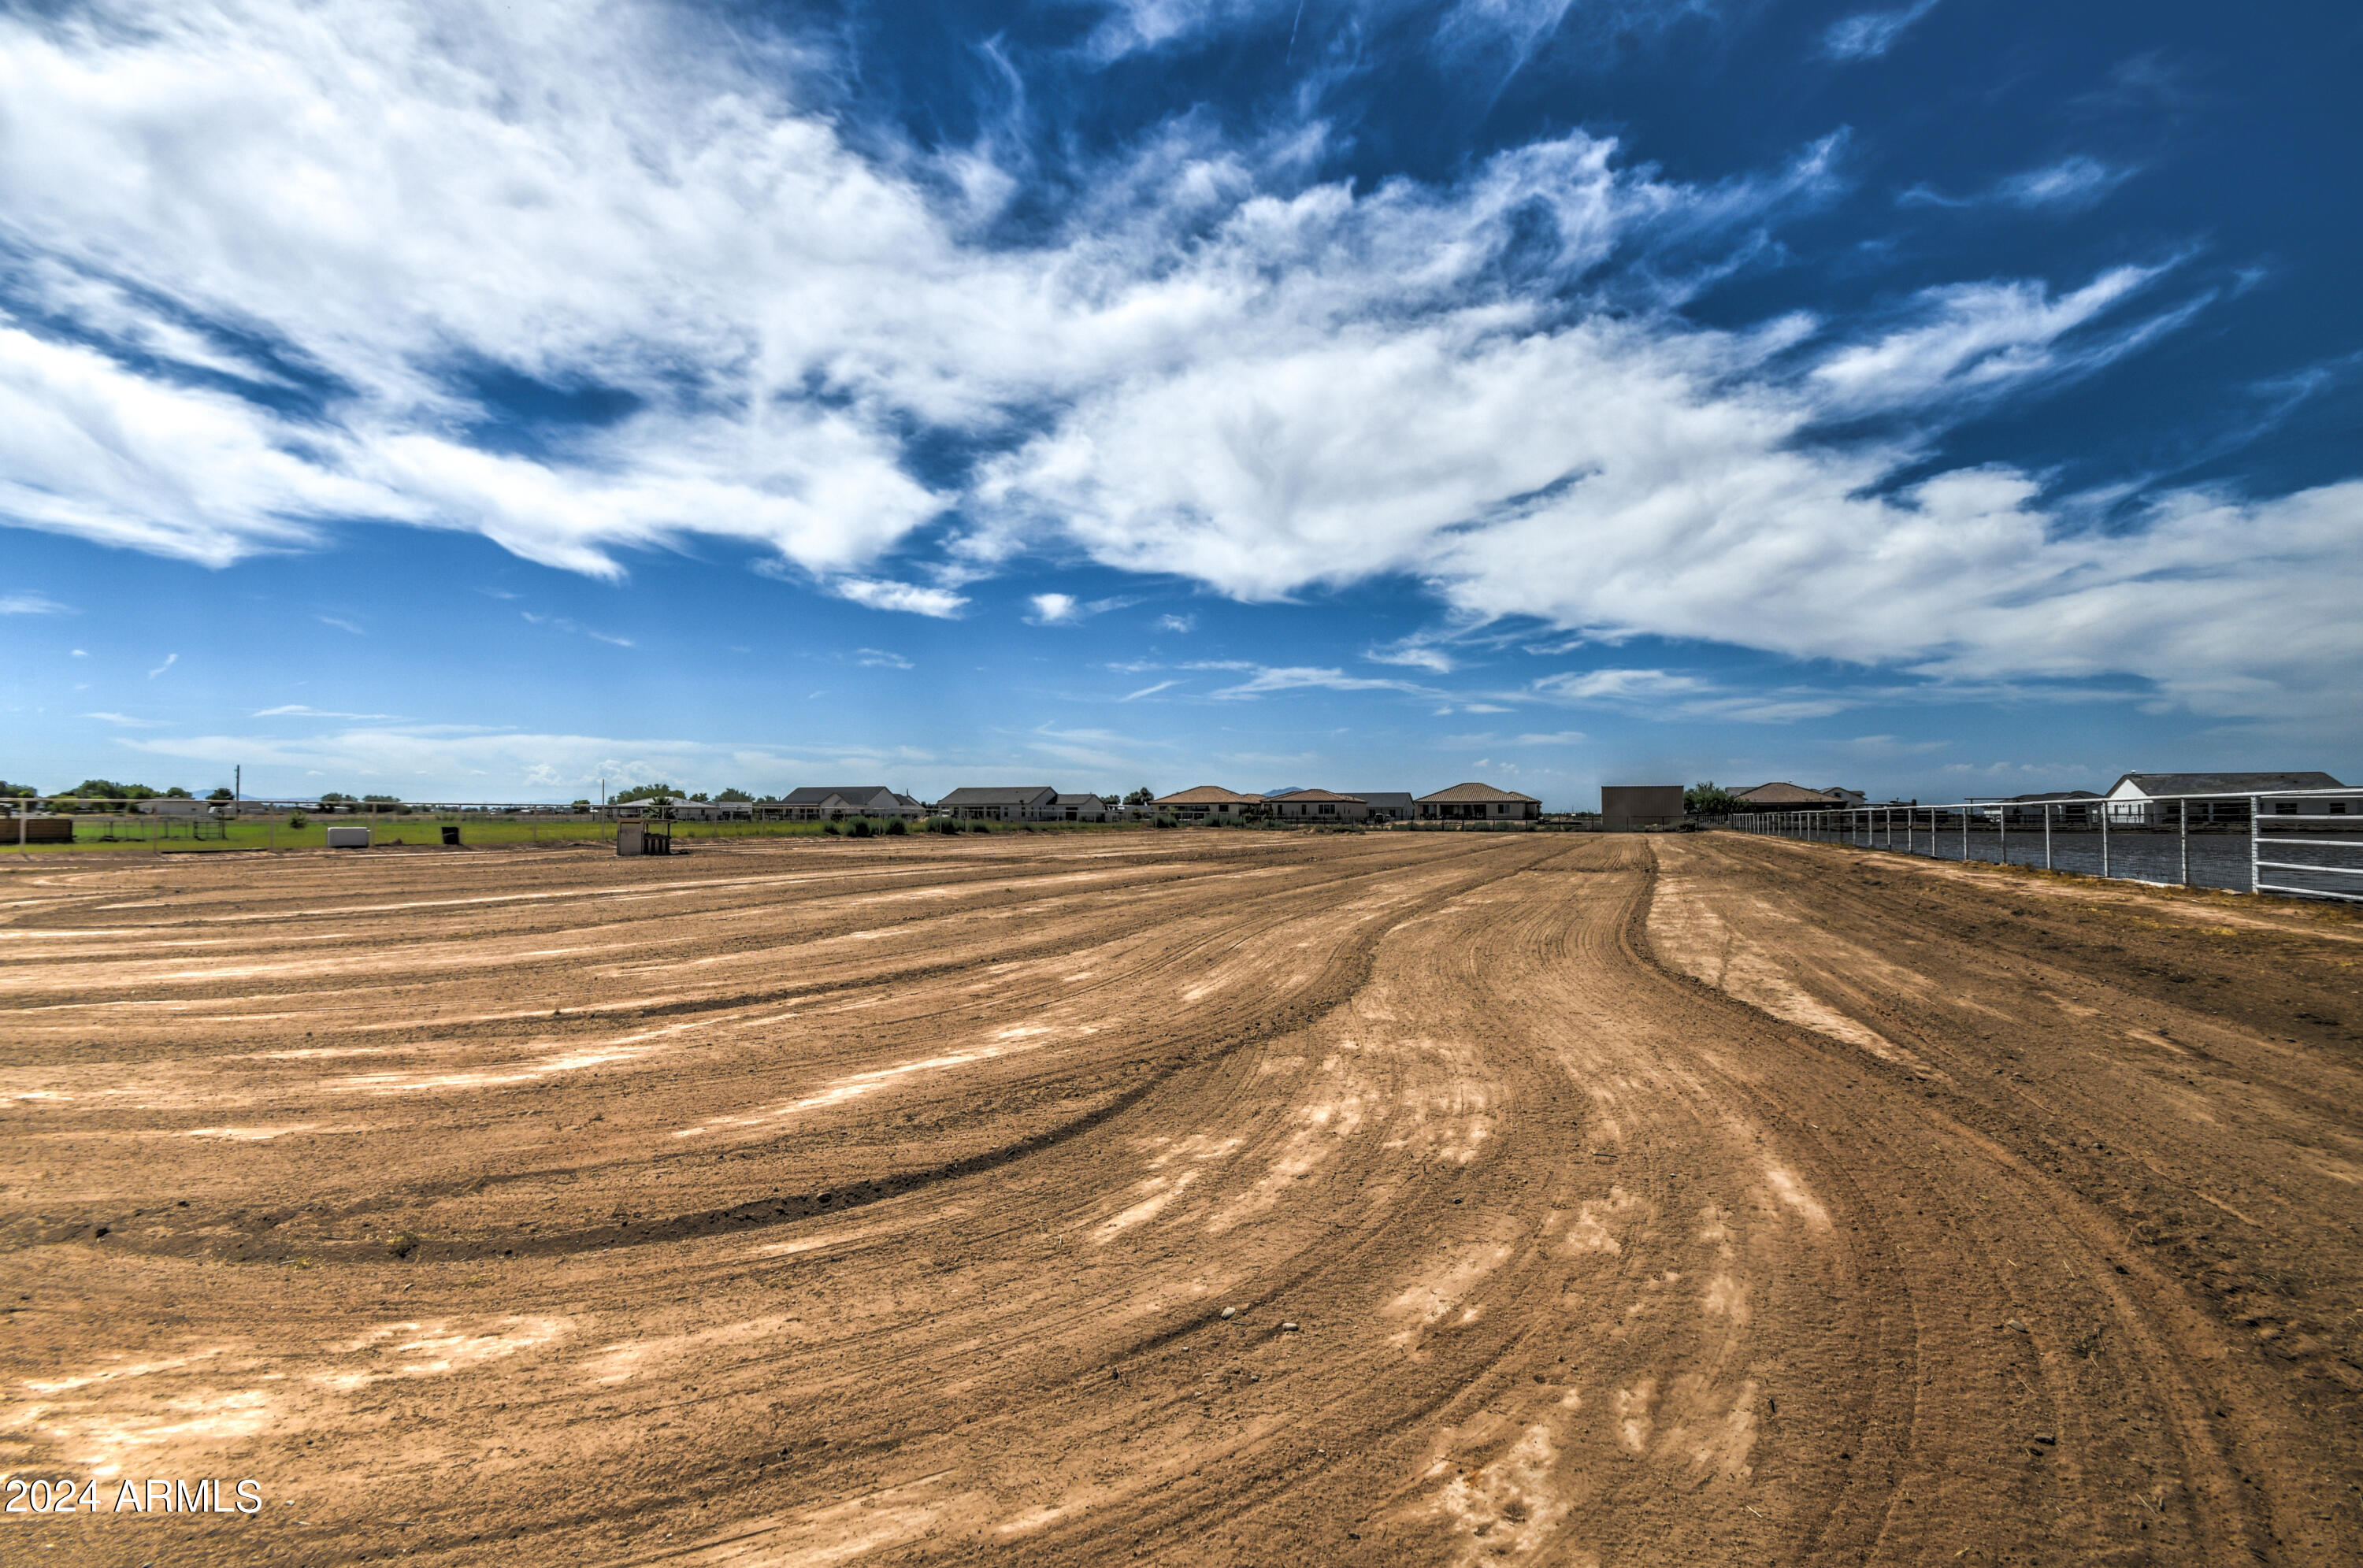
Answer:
[
  {"left": 317, "top": 614, "right": 363, "bottom": 635},
  {"left": 1996, "top": 156, "right": 2131, "bottom": 209},
  {"left": 1366, "top": 640, "right": 1456, "bottom": 673},
  {"left": 80, "top": 710, "right": 164, "bottom": 727},
  {"left": 252, "top": 704, "right": 397, "bottom": 719},
  {"left": 0, "top": 1, "right": 2350, "bottom": 722},
  {"left": 1155, "top": 613, "right": 1196, "bottom": 633},
  {"left": 831, "top": 578, "right": 968, "bottom": 618},
  {"left": 1808, "top": 265, "right": 2169, "bottom": 413},
  {"left": 1193, "top": 662, "right": 1440, "bottom": 699},
  {"left": 1901, "top": 156, "right": 2134, "bottom": 213},
  {"left": 1531, "top": 667, "right": 1708, "bottom": 702},
  {"left": 521, "top": 611, "right": 634, "bottom": 647},
  {"left": 1823, "top": 1, "right": 1939, "bottom": 61},
  {"left": 1121, "top": 678, "right": 1182, "bottom": 700},
  {"left": 1, "top": 591, "right": 71, "bottom": 613},
  {"left": 1514, "top": 730, "right": 1586, "bottom": 743},
  {"left": 855, "top": 647, "right": 914, "bottom": 669},
  {"left": 1028, "top": 591, "right": 1133, "bottom": 625},
  {"left": 147, "top": 652, "right": 177, "bottom": 678}
]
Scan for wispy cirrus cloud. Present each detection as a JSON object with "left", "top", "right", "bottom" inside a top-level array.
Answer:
[
  {"left": 855, "top": 647, "right": 914, "bottom": 669},
  {"left": 251, "top": 704, "right": 399, "bottom": 720},
  {"left": 1190, "top": 662, "right": 1441, "bottom": 700},
  {"left": 1, "top": 591, "right": 72, "bottom": 614},
  {"left": 1901, "top": 155, "right": 2134, "bottom": 213},
  {"left": 1823, "top": 0, "right": 1939, "bottom": 61},
  {"left": 830, "top": 579, "right": 968, "bottom": 618},
  {"left": 1028, "top": 592, "right": 1135, "bottom": 625},
  {"left": 521, "top": 611, "right": 633, "bottom": 647}
]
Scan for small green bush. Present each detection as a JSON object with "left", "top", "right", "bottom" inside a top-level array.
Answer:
[
  {"left": 287, "top": 812, "right": 308, "bottom": 828},
  {"left": 822, "top": 821, "right": 840, "bottom": 836},
  {"left": 848, "top": 818, "right": 874, "bottom": 838},
  {"left": 885, "top": 817, "right": 907, "bottom": 836}
]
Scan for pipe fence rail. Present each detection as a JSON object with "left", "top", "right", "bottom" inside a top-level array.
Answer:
[{"left": 1733, "top": 788, "right": 2363, "bottom": 903}]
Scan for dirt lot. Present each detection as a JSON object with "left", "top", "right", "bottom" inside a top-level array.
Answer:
[{"left": 2, "top": 830, "right": 2357, "bottom": 1566}]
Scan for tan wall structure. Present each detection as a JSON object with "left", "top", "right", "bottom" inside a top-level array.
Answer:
[{"left": 1601, "top": 785, "right": 1685, "bottom": 829}]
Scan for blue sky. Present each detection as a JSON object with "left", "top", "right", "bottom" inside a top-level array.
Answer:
[{"left": 2, "top": 0, "right": 2358, "bottom": 808}]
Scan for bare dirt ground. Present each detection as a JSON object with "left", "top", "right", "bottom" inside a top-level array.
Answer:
[{"left": 2, "top": 830, "right": 2357, "bottom": 1566}]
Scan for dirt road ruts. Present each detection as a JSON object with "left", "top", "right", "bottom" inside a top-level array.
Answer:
[{"left": 3, "top": 830, "right": 2355, "bottom": 1565}]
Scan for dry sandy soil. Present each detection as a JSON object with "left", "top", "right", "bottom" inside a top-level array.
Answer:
[{"left": 2, "top": 830, "right": 2358, "bottom": 1566}]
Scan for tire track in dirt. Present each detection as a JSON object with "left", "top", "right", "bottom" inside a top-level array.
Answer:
[{"left": 3, "top": 831, "right": 2355, "bottom": 1566}]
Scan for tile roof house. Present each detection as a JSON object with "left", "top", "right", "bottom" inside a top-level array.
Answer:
[
  {"left": 1267, "top": 788, "right": 1368, "bottom": 823},
  {"left": 1733, "top": 781, "right": 1849, "bottom": 808},
  {"left": 1417, "top": 782, "right": 1541, "bottom": 821},
  {"left": 937, "top": 786, "right": 1062, "bottom": 821},
  {"left": 1153, "top": 785, "right": 1264, "bottom": 823}
]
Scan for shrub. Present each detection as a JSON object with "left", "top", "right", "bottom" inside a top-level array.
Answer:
[
  {"left": 848, "top": 818, "right": 874, "bottom": 838},
  {"left": 884, "top": 817, "right": 907, "bottom": 836},
  {"left": 287, "top": 812, "right": 308, "bottom": 828},
  {"left": 822, "top": 821, "right": 840, "bottom": 836}
]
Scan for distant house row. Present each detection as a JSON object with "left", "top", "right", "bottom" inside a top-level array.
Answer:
[
  {"left": 1153, "top": 782, "right": 1539, "bottom": 824},
  {"left": 653, "top": 780, "right": 1547, "bottom": 825}
]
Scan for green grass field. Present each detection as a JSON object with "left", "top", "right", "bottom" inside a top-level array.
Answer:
[{"left": 0, "top": 814, "right": 1143, "bottom": 855}]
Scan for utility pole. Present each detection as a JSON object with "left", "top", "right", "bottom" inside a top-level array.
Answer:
[{"left": 235, "top": 765, "right": 241, "bottom": 802}]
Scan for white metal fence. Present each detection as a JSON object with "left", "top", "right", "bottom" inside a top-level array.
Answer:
[{"left": 1733, "top": 788, "right": 2363, "bottom": 903}]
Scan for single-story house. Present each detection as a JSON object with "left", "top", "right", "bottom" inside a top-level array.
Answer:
[
  {"left": 1601, "top": 785, "right": 1685, "bottom": 829},
  {"left": 1267, "top": 788, "right": 1369, "bottom": 824},
  {"left": 1419, "top": 782, "right": 1541, "bottom": 821},
  {"left": 631, "top": 795, "right": 758, "bottom": 821},
  {"left": 773, "top": 786, "right": 925, "bottom": 821},
  {"left": 937, "top": 786, "right": 1063, "bottom": 822},
  {"left": 2103, "top": 772, "right": 2350, "bottom": 826},
  {"left": 1963, "top": 790, "right": 2101, "bottom": 825},
  {"left": 1347, "top": 791, "right": 1418, "bottom": 823},
  {"left": 1733, "top": 781, "right": 1851, "bottom": 809},
  {"left": 1053, "top": 792, "right": 1112, "bottom": 822},
  {"left": 1154, "top": 785, "right": 1265, "bottom": 823}
]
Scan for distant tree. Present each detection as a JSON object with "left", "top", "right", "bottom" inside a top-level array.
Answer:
[
  {"left": 1684, "top": 781, "right": 1739, "bottom": 816},
  {"left": 714, "top": 788, "right": 753, "bottom": 802},
  {"left": 1123, "top": 786, "right": 1156, "bottom": 806},
  {"left": 0, "top": 780, "right": 37, "bottom": 798},
  {"left": 68, "top": 779, "right": 161, "bottom": 800},
  {"left": 1099, "top": 795, "right": 1118, "bottom": 806},
  {"left": 362, "top": 794, "right": 399, "bottom": 804},
  {"left": 612, "top": 782, "right": 677, "bottom": 803},
  {"left": 688, "top": 791, "right": 710, "bottom": 802},
  {"left": 321, "top": 791, "right": 356, "bottom": 803},
  {"left": 206, "top": 787, "right": 236, "bottom": 801},
  {"left": 162, "top": 785, "right": 192, "bottom": 799}
]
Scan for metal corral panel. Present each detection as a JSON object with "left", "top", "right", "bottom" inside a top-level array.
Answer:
[
  {"left": 7, "top": 817, "right": 74, "bottom": 843},
  {"left": 325, "top": 825, "right": 371, "bottom": 848},
  {"left": 1602, "top": 785, "right": 1686, "bottom": 830}
]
